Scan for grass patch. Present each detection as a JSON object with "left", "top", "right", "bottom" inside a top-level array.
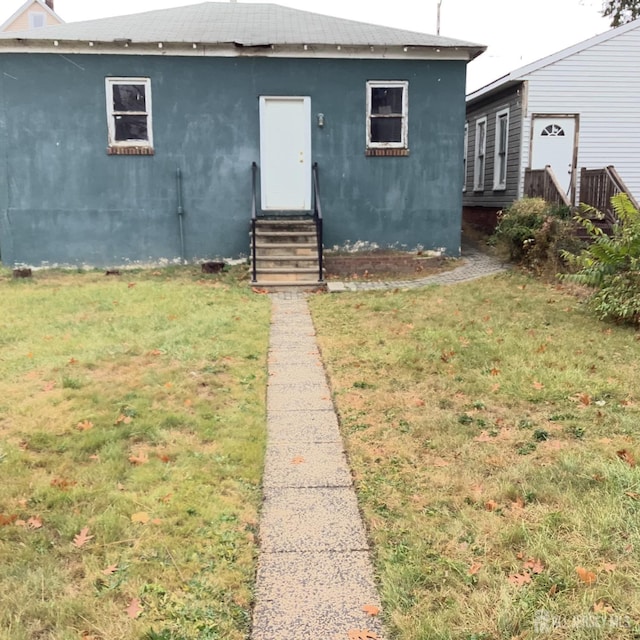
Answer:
[
  {"left": 0, "top": 266, "right": 269, "bottom": 640},
  {"left": 310, "top": 272, "right": 640, "bottom": 639}
]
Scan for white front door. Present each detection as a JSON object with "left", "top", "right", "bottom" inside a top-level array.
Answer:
[
  {"left": 259, "top": 96, "right": 311, "bottom": 211},
  {"left": 530, "top": 116, "right": 577, "bottom": 194}
]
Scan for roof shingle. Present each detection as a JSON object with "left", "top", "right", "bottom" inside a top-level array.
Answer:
[{"left": 0, "top": 2, "right": 483, "bottom": 55}]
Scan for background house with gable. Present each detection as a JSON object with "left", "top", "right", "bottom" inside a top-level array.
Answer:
[
  {"left": 0, "top": 2, "right": 483, "bottom": 283},
  {"left": 1, "top": 0, "right": 64, "bottom": 33},
  {"left": 463, "top": 19, "right": 640, "bottom": 230}
]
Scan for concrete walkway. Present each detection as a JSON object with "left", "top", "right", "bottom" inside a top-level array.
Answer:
[
  {"left": 326, "top": 246, "right": 507, "bottom": 292},
  {"left": 251, "top": 249, "right": 506, "bottom": 639}
]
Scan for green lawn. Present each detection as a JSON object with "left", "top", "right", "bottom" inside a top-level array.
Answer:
[
  {"left": 0, "top": 267, "right": 270, "bottom": 640},
  {"left": 310, "top": 272, "right": 640, "bottom": 639}
]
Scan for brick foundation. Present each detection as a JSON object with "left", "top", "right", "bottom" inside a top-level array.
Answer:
[
  {"left": 324, "top": 252, "right": 444, "bottom": 278},
  {"left": 462, "top": 206, "right": 501, "bottom": 233}
]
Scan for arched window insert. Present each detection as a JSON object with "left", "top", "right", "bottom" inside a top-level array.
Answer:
[{"left": 541, "top": 124, "right": 565, "bottom": 137}]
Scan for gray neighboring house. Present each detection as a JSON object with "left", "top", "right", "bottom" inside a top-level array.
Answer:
[
  {"left": 0, "top": 2, "right": 484, "bottom": 269},
  {"left": 463, "top": 19, "right": 640, "bottom": 230}
]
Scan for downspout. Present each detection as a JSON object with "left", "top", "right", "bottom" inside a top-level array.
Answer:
[{"left": 176, "top": 168, "right": 185, "bottom": 264}]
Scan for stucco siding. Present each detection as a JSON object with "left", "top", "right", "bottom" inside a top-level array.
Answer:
[
  {"left": 520, "top": 25, "right": 640, "bottom": 203},
  {"left": 0, "top": 54, "right": 467, "bottom": 266},
  {"left": 464, "top": 84, "right": 522, "bottom": 209}
]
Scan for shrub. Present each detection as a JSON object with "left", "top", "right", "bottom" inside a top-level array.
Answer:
[
  {"left": 561, "top": 193, "right": 640, "bottom": 325},
  {"left": 492, "top": 198, "right": 578, "bottom": 273}
]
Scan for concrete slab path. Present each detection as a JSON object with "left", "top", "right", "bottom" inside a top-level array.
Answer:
[
  {"left": 251, "top": 296, "right": 385, "bottom": 640},
  {"left": 251, "top": 248, "right": 507, "bottom": 638}
]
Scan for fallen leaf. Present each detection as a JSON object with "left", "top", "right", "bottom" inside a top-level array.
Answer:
[
  {"left": 125, "top": 598, "right": 142, "bottom": 619},
  {"left": 593, "top": 600, "right": 614, "bottom": 614},
  {"left": 50, "top": 477, "right": 77, "bottom": 490},
  {"left": 127, "top": 282, "right": 136, "bottom": 289},
  {"left": 468, "top": 562, "right": 482, "bottom": 575},
  {"left": 601, "top": 562, "right": 617, "bottom": 573},
  {"left": 524, "top": 558, "right": 545, "bottom": 574},
  {"left": 490, "top": 367, "right": 500, "bottom": 376},
  {"left": 491, "top": 383, "right": 501, "bottom": 392},
  {"left": 148, "top": 349, "right": 162, "bottom": 356},
  {"left": 440, "top": 350, "right": 455, "bottom": 363},
  {"left": 616, "top": 449, "right": 636, "bottom": 467},
  {"left": 576, "top": 566, "right": 597, "bottom": 585},
  {"left": 102, "top": 564, "right": 118, "bottom": 575},
  {"left": 625, "top": 491, "right": 640, "bottom": 501},
  {"left": 157, "top": 454, "right": 171, "bottom": 463},
  {"left": 508, "top": 572, "right": 531, "bottom": 586},
  {"left": 72, "top": 527, "right": 94, "bottom": 548},
  {"left": 291, "top": 456, "right": 305, "bottom": 465},
  {"left": 362, "top": 604, "right": 380, "bottom": 616},
  {"left": 532, "top": 381, "right": 545, "bottom": 390},
  {"left": 27, "top": 516, "right": 43, "bottom": 529},
  {"left": 131, "top": 512, "right": 150, "bottom": 524},
  {"left": 251, "top": 287, "right": 269, "bottom": 295},
  {"left": 68, "top": 357, "right": 78, "bottom": 365},
  {"left": 548, "top": 584, "right": 558, "bottom": 596},
  {"left": 536, "top": 344, "right": 547, "bottom": 353},
  {"left": 76, "top": 420, "right": 93, "bottom": 431},
  {"left": 160, "top": 493, "right": 173, "bottom": 503},
  {"left": 510, "top": 497, "right": 525, "bottom": 510},
  {"left": 151, "top": 518, "right": 162, "bottom": 525},
  {"left": 413, "top": 398, "right": 426, "bottom": 407},
  {"left": 578, "top": 393, "right": 591, "bottom": 406},
  {"left": 0, "top": 514, "right": 17, "bottom": 526},
  {"left": 128, "top": 453, "right": 148, "bottom": 465},
  {"left": 485, "top": 500, "right": 499, "bottom": 511},
  {"left": 347, "top": 631, "right": 378, "bottom": 640}
]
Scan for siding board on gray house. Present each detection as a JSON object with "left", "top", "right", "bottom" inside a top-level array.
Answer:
[{"left": 464, "top": 83, "right": 523, "bottom": 210}]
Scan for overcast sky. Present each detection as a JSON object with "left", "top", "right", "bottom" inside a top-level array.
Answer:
[{"left": 6, "top": 0, "right": 612, "bottom": 91}]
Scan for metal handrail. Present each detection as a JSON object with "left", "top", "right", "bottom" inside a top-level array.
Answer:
[
  {"left": 251, "top": 162, "right": 258, "bottom": 283},
  {"left": 312, "top": 162, "right": 324, "bottom": 283}
]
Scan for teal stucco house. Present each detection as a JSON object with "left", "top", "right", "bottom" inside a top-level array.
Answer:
[{"left": 0, "top": 2, "right": 484, "bottom": 268}]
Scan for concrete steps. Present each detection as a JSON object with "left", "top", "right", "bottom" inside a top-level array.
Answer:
[{"left": 251, "top": 218, "right": 325, "bottom": 292}]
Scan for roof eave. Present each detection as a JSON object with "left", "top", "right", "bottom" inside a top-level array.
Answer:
[{"left": 0, "top": 38, "right": 486, "bottom": 61}]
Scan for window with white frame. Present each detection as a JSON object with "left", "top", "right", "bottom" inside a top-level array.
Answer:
[
  {"left": 366, "top": 81, "right": 408, "bottom": 151},
  {"left": 28, "top": 11, "right": 46, "bottom": 28},
  {"left": 474, "top": 117, "right": 487, "bottom": 191},
  {"left": 105, "top": 78, "right": 153, "bottom": 154},
  {"left": 463, "top": 122, "right": 469, "bottom": 191},
  {"left": 493, "top": 108, "right": 509, "bottom": 190}
]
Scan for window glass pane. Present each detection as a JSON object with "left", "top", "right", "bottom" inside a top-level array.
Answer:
[
  {"left": 371, "top": 117, "right": 402, "bottom": 143},
  {"left": 478, "top": 122, "right": 486, "bottom": 151},
  {"left": 114, "top": 115, "right": 148, "bottom": 141},
  {"left": 29, "top": 12, "right": 46, "bottom": 28},
  {"left": 371, "top": 87, "right": 403, "bottom": 115},
  {"left": 499, "top": 117, "right": 508, "bottom": 152},
  {"left": 113, "top": 84, "right": 146, "bottom": 112}
]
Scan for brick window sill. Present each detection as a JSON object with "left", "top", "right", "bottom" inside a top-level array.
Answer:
[
  {"left": 107, "top": 146, "right": 155, "bottom": 156},
  {"left": 366, "top": 148, "right": 409, "bottom": 157}
]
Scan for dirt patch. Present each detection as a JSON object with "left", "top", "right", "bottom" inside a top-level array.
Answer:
[{"left": 324, "top": 250, "right": 451, "bottom": 280}]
